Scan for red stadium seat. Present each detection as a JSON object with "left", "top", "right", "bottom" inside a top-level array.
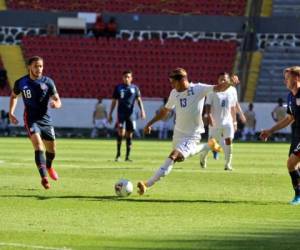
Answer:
[
  {"left": 21, "top": 36, "right": 237, "bottom": 98},
  {"left": 6, "top": 0, "right": 247, "bottom": 16}
]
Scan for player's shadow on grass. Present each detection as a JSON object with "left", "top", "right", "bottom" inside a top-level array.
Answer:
[{"left": 0, "top": 194, "right": 284, "bottom": 205}]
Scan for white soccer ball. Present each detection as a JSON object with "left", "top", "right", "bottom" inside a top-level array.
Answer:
[{"left": 114, "top": 179, "right": 133, "bottom": 197}]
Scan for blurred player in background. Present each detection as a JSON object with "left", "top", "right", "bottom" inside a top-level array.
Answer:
[
  {"left": 91, "top": 98, "right": 109, "bottom": 138},
  {"left": 200, "top": 72, "right": 237, "bottom": 171},
  {"left": 137, "top": 68, "right": 239, "bottom": 195},
  {"left": 9, "top": 56, "right": 61, "bottom": 189},
  {"left": 242, "top": 103, "right": 256, "bottom": 141},
  {"left": 157, "top": 97, "right": 174, "bottom": 139},
  {"left": 260, "top": 66, "right": 300, "bottom": 205},
  {"left": 271, "top": 97, "right": 288, "bottom": 141},
  {"left": 108, "top": 70, "right": 146, "bottom": 161}
]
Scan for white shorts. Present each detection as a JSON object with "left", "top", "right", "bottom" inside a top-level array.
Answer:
[
  {"left": 94, "top": 118, "right": 108, "bottom": 129},
  {"left": 172, "top": 130, "right": 202, "bottom": 159},
  {"left": 209, "top": 123, "right": 234, "bottom": 141}
]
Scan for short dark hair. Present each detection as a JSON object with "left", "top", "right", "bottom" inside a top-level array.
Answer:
[
  {"left": 27, "top": 56, "right": 43, "bottom": 66},
  {"left": 217, "top": 72, "right": 230, "bottom": 77},
  {"left": 169, "top": 68, "right": 187, "bottom": 81},
  {"left": 122, "top": 69, "right": 133, "bottom": 75}
]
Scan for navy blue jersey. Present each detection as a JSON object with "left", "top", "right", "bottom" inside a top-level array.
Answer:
[
  {"left": 112, "top": 83, "right": 141, "bottom": 117},
  {"left": 287, "top": 89, "right": 300, "bottom": 137},
  {"left": 13, "top": 75, "right": 58, "bottom": 124}
]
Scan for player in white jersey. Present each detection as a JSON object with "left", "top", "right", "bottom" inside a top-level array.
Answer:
[
  {"left": 137, "top": 68, "right": 239, "bottom": 195},
  {"left": 200, "top": 72, "right": 237, "bottom": 171}
]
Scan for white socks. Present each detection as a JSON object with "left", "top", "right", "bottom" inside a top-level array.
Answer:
[
  {"left": 146, "top": 158, "right": 174, "bottom": 187},
  {"left": 223, "top": 143, "right": 232, "bottom": 167}
]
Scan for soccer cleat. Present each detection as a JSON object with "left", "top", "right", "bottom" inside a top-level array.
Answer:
[
  {"left": 224, "top": 164, "right": 233, "bottom": 171},
  {"left": 290, "top": 196, "right": 300, "bottom": 205},
  {"left": 212, "top": 151, "right": 219, "bottom": 160},
  {"left": 200, "top": 154, "right": 207, "bottom": 169},
  {"left": 41, "top": 177, "right": 50, "bottom": 189},
  {"left": 115, "top": 156, "right": 121, "bottom": 162},
  {"left": 47, "top": 167, "right": 59, "bottom": 181},
  {"left": 208, "top": 138, "right": 222, "bottom": 153},
  {"left": 137, "top": 181, "right": 147, "bottom": 195},
  {"left": 125, "top": 157, "right": 132, "bottom": 162}
]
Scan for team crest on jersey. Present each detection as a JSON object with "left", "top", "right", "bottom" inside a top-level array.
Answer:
[
  {"left": 40, "top": 83, "right": 48, "bottom": 91},
  {"left": 296, "top": 98, "right": 300, "bottom": 106},
  {"left": 130, "top": 88, "right": 135, "bottom": 94}
]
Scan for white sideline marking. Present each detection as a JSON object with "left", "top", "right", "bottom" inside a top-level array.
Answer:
[{"left": 0, "top": 242, "right": 72, "bottom": 250}]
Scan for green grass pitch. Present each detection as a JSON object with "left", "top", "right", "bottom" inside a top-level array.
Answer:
[{"left": 0, "top": 137, "right": 300, "bottom": 250}]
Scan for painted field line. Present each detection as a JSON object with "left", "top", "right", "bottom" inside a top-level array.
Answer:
[{"left": 0, "top": 242, "right": 72, "bottom": 250}]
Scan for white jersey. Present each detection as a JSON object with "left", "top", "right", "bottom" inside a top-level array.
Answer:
[
  {"left": 206, "top": 86, "right": 237, "bottom": 127},
  {"left": 165, "top": 82, "right": 214, "bottom": 138}
]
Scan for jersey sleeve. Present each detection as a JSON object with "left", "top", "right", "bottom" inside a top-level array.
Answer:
[
  {"left": 165, "top": 90, "right": 176, "bottom": 110},
  {"left": 195, "top": 83, "right": 214, "bottom": 99},
  {"left": 135, "top": 86, "right": 141, "bottom": 98},
  {"left": 205, "top": 92, "right": 213, "bottom": 105},
  {"left": 112, "top": 85, "right": 119, "bottom": 99},
  {"left": 13, "top": 80, "right": 21, "bottom": 95},
  {"left": 48, "top": 78, "right": 58, "bottom": 96}
]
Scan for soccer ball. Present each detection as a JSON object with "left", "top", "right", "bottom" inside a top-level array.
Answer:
[{"left": 114, "top": 179, "right": 133, "bottom": 197}]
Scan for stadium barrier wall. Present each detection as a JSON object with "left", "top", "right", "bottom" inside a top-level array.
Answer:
[{"left": 0, "top": 96, "right": 290, "bottom": 134}]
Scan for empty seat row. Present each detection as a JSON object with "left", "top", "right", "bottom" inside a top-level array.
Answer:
[
  {"left": 7, "top": 0, "right": 246, "bottom": 16},
  {"left": 21, "top": 36, "right": 237, "bottom": 98}
]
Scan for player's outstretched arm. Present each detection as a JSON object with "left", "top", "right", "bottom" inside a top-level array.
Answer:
[
  {"left": 9, "top": 92, "right": 19, "bottom": 125},
  {"left": 260, "top": 115, "right": 294, "bottom": 141},
  {"left": 144, "top": 107, "right": 170, "bottom": 134}
]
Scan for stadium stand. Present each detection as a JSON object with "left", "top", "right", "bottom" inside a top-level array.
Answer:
[
  {"left": 0, "top": 55, "right": 10, "bottom": 96},
  {"left": 6, "top": 0, "right": 247, "bottom": 16},
  {"left": 254, "top": 46, "right": 300, "bottom": 102},
  {"left": 21, "top": 36, "right": 237, "bottom": 98},
  {"left": 272, "top": 0, "right": 300, "bottom": 16}
]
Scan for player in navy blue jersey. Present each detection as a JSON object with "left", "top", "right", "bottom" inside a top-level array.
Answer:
[
  {"left": 9, "top": 56, "right": 62, "bottom": 189},
  {"left": 108, "top": 70, "right": 146, "bottom": 161},
  {"left": 260, "top": 66, "right": 300, "bottom": 205}
]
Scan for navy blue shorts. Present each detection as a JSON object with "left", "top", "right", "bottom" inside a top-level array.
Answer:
[
  {"left": 289, "top": 137, "right": 300, "bottom": 157},
  {"left": 24, "top": 121, "right": 56, "bottom": 141},
  {"left": 116, "top": 115, "right": 134, "bottom": 132}
]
